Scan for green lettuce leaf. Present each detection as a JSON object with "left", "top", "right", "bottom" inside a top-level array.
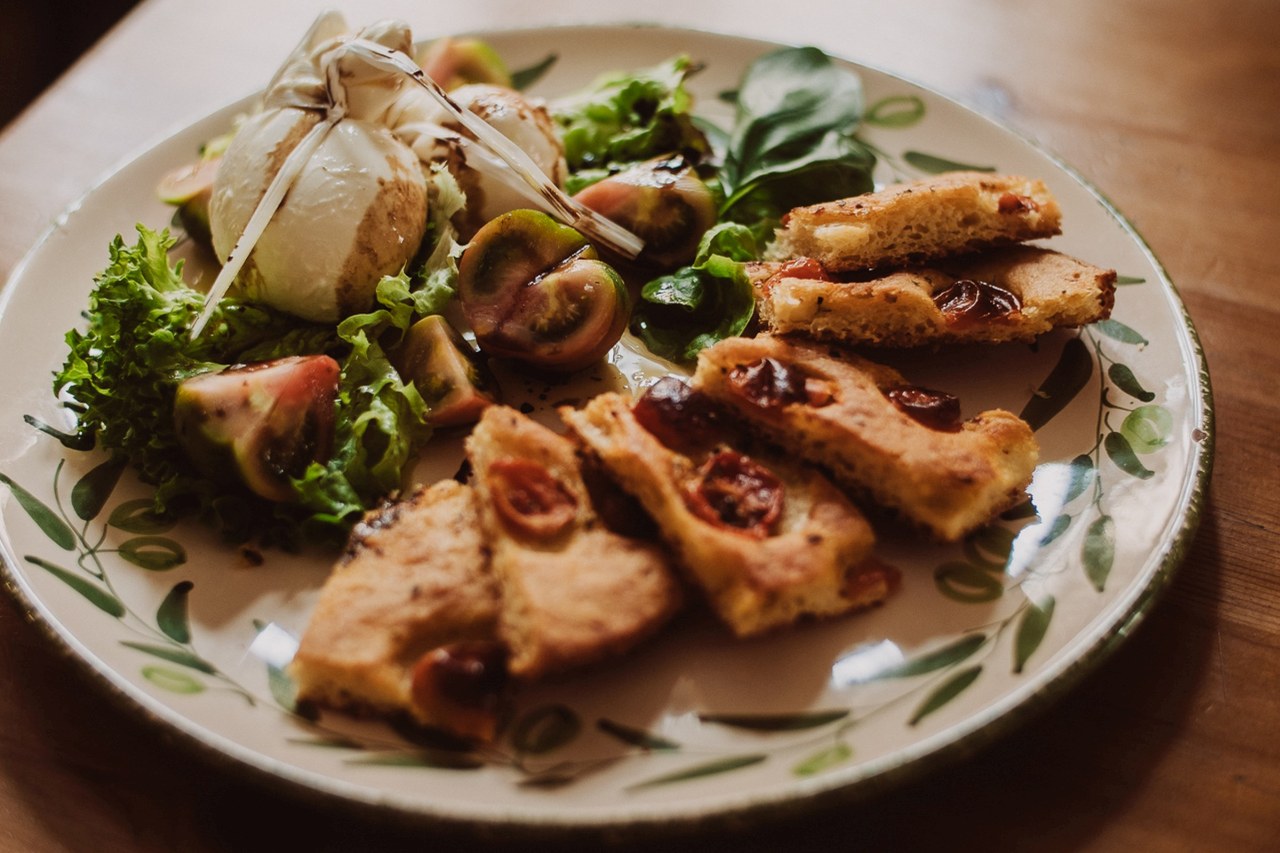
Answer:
[
  {"left": 552, "top": 56, "right": 711, "bottom": 193},
  {"left": 631, "top": 223, "right": 758, "bottom": 364},
  {"left": 54, "top": 222, "right": 457, "bottom": 547}
]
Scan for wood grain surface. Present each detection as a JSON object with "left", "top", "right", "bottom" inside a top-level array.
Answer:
[{"left": 1, "top": 1, "right": 1276, "bottom": 850}]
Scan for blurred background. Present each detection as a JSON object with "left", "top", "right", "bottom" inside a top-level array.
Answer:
[{"left": 1, "top": 0, "right": 142, "bottom": 129}]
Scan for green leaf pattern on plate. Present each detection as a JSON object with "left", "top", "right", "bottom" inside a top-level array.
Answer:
[
  {"left": 910, "top": 666, "right": 983, "bottom": 726},
  {"left": 108, "top": 498, "right": 177, "bottom": 534},
  {"left": 1107, "top": 363, "right": 1155, "bottom": 402},
  {"left": 700, "top": 710, "right": 850, "bottom": 731},
  {"left": 628, "top": 754, "right": 768, "bottom": 791},
  {"left": 1013, "top": 596, "right": 1056, "bottom": 674},
  {"left": 902, "top": 151, "right": 996, "bottom": 174},
  {"left": 142, "top": 665, "right": 206, "bottom": 695},
  {"left": 597, "top": 719, "right": 681, "bottom": 752},
  {"left": 116, "top": 535, "right": 187, "bottom": 571},
  {"left": 25, "top": 555, "right": 125, "bottom": 617},
  {"left": 510, "top": 52, "right": 558, "bottom": 90},
  {"left": 1122, "top": 405, "right": 1173, "bottom": 453},
  {"left": 157, "top": 581, "right": 194, "bottom": 643},
  {"left": 4, "top": 456, "right": 256, "bottom": 705},
  {"left": 934, "top": 561, "right": 1005, "bottom": 603},
  {"left": 864, "top": 95, "right": 925, "bottom": 128},
  {"left": 70, "top": 456, "right": 126, "bottom": 521},
  {"left": 1, "top": 471, "right": 76, "bottom": 550},
  {"left": 793, "top": 743, "right": 853, "bottom": 777},
  {"left": 878, "top": 634, "right": 987, "bottom": 679},
  {"left": 1083, "top": 515, "right": 1116, "bottom": 592}
]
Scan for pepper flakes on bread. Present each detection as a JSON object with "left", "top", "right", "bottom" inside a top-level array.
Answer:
[
  {"left": 289, "top": 480, "right": 507, "bottom": 741},
  {"left": 766, "top": 172, "right": 1062, "bottom": 272},
  {"left": 752, "top": 245, "right": 1116, "bottom": 347},
  {"left": 467, "top": 406, "right": 683, "bottom": 681},
  {"left": 561, "top": 380, "right": 897, "bottom": 638}
]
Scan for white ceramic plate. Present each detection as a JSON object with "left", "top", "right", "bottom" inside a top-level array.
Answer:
[{"left": 0, "top": 24, "right": 1212, "bottom": 836}]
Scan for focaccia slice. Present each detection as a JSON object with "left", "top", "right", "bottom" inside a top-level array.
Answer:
[
  {"left": 560, "top": 384, "right": 895, "bottom": 638},
  {"left": 693, "top": 335, "right": 1038, "bottom": 541},
  {"left": 290, "top": 479, "right": 505, "bottom": 739},
  {"left": 753, "top": 246, "right": 1116, "bottom": 346},
  {"left": 466, "top": 406, "right": 682, "bottom": 681},
  {"left": 767, "top": 172, "right": 1062, "bottom": 271}
]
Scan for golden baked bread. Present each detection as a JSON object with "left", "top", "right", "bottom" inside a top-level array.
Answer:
[
  {"left": 466, "top": 406, "right": 683, "bottom": 681},
  {"left": 752, "top": 245, "right": 1116, "bottom": 346},
  {"left": 766, "top": 172, "right": 1062, "bottom": 271},
  {"left": 289, "top": 479, "right": 505, "bottom": 738},
  {"left": 692, "top": 335, "right": 1039, "bottom": 541},
  {"left": 560, "top": 385, "right": 895, "bottom": 638}
]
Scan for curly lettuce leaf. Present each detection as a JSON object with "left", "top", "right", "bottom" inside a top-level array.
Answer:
[
  {"left": 552, "top": 56, "right": 711, "bottom": 193},
  {"left": 56, "top": 227, "right": 335, "bottom": 483},
  {"left": 54, "top": 225, "right": 453, "bottom": 546}
]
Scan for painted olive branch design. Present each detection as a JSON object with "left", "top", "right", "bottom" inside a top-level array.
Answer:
[{"left": 3, "top": 448, "right": 255, "bottom": 705}]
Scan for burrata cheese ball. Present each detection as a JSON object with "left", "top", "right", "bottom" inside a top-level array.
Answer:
[{"left": 209, "top": 107, "right": 429, "bottom": 323}]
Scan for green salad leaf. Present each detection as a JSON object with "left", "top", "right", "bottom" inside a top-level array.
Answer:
[
  {"left": 719, "top": 47, "right": 876, "bottom": 230},
  {"left": 623, "top": 47, "right": 876, "bottom": 364},
  {"left": 630, "top": 223, "right": 758, "bottom": 364},
  {"left": 54, "top": 199, "right": 459, "bottom": 546},
  {"left": 552, "top": 56, "right": 711, "bottom": 193}
]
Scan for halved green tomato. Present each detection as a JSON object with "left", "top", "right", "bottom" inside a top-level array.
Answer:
[
  {"left": 394, "top": 315, "right": 499, "bottom": 427},
  {"left": 157, "top": 155, "right": 222, "bottom": 246},
  {"left": 458, "top": 210, "right": 630, "bottom": 373},
  {"left": 572, "top": 155, "right": 717, "bottom": 269}
]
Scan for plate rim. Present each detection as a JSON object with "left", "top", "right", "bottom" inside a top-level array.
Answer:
[{"left": 0, "top": 20, "right": 1215, "bottom": 839}]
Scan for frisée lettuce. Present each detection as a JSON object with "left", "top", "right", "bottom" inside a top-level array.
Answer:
[
  {"left": 552, "top": 55, "right": 712, "bottom": 194},
  {"left": 53, "top": 229, "right": 454, "bottom": 547}
]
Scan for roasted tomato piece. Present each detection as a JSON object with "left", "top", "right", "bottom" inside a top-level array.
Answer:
[
  {"left": 572, "top": 155, "right": 717, "bottom": 269},
  {"left": 682, "top": 450, "right": 785, "bottom": 538},
  {"left": 727, "top": 357, "right": 808, "bottom": 409},
  {"left": 725, "top": 357, "right": 836, "bottom": 409},
  {"left": 173, "top": 355, "right": 340, "bottom": 503},
  {"left": 932, "top": 279, "right": 1022, "bottom": 328},
  {"left": 458, "top": 210, "right": 630, "bottom": 373},
  {"left": 410, "top": 641, "right": 509, "bottom": 742},
  {"left": 486, "top": 458, "right": 578, "bottom": 537},
  {"left": 885, "top": 385, "right": 963, "bottom": 432},
  {"left": 997, "top": 192, "right": 1039, "bottom": 214},
  {"left": 633, "top": 376, "right": 722, "bottom": 451}
]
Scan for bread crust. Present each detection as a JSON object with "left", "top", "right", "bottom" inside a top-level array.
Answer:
[
  {"left": 767, "top": 172, "right": 1062, "bottom": 271},
  {"left": 560, "top": 392, "right": 894, "bottom": 638},
  {"left": 754, "top": 246, "right": 1116, "bottom": 346},
  {"left": 289, "top": 479, "right": 501, "bottom": 727},
  {"left": 693, "top": 335, "right": 1039, "bottom": 541},
  {"left": 466, "top": 406, "right": 682, "bottom": 681}
]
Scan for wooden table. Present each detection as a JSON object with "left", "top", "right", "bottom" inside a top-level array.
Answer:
[{"left": 1, "top": 1, "right": 1276, "bottom": 850}]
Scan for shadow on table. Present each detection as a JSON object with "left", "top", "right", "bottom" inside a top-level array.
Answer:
[{"left": 0, "top": 1, "right": 142, "bottom": 130}]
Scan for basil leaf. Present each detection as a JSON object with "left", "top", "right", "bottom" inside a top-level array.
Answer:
[
  {"left": 632, "top": 224, "right": 758, "bottom": 363},
  {"left": 720, "top": 47, "right": 875, "bottom": 219}
]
